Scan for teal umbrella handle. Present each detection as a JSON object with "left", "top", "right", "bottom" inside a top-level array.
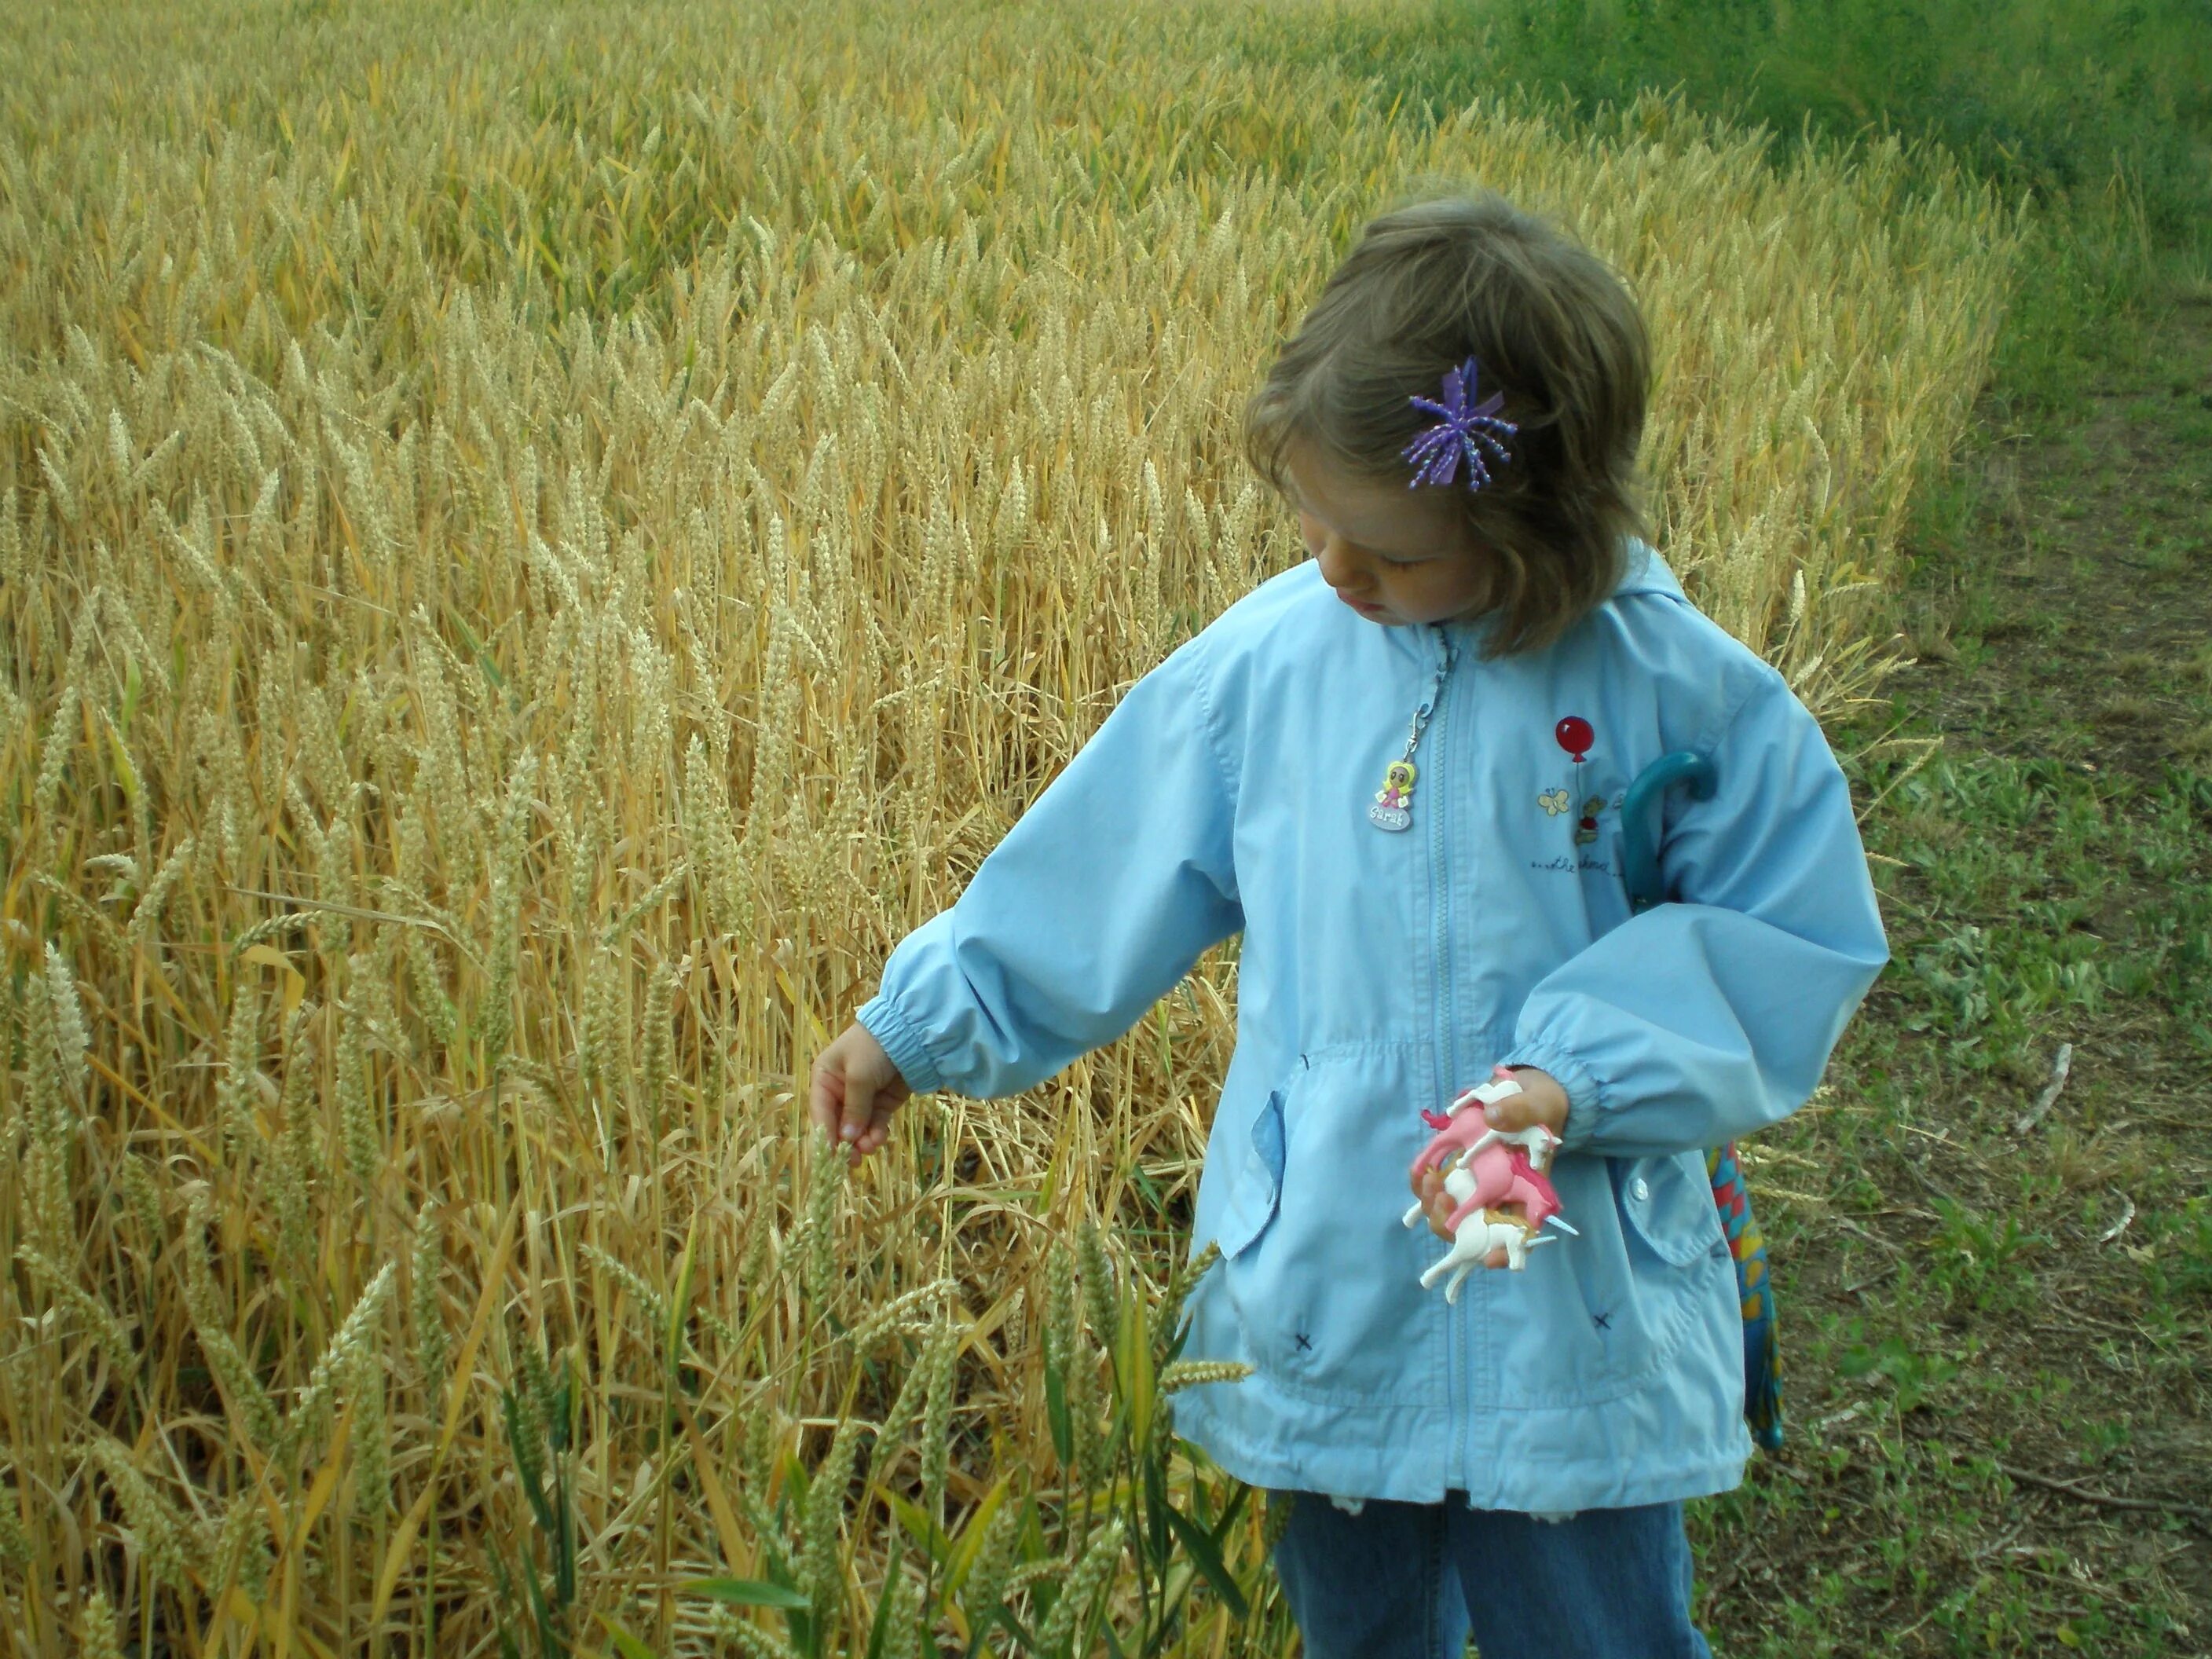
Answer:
[{"left": 1621, "top": 752, "right": 1716, "bottom": 912}]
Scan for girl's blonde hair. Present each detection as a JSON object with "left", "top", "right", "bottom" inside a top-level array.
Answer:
[{"left": 1243, "top": 190, "right": 1650, "bottom": 654}]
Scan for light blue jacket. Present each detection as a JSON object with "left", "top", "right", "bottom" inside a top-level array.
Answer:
[{"left": 858, "top": 546, "right": 1887, "bottom": 1513}]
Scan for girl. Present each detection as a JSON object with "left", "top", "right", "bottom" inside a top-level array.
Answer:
[{"left": 809, "top": 192, "right": 1887, "bottom": 1657}]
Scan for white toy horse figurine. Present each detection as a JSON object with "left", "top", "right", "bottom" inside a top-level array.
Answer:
[{"left": 1403, "top": 1166, "right": 1559, "bottom": 1299}]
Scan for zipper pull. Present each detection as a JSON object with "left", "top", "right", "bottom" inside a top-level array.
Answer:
[{"left": 1430, "top": 624, "right": 1455, "bottom": 676}]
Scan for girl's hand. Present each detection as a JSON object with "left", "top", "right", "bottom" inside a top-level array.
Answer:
[
  {"left": 1492, "top": 1067, "right": 1570, "bottom": 1139},
  {"left": 808, "top": 1021, "right": 911, "bottom": 1163}
]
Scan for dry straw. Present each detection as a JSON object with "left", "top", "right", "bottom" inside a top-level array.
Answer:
[{"left": 0, "top": 0, "right": 2016, "bottom": 1648}]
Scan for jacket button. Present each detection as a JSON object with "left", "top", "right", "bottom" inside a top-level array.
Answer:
[{"left": 1631, "top": 1177, "right": 1650, "bottom": 1202}]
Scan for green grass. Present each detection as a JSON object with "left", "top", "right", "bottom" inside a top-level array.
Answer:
[
  {"left": 1689, "top": 742, "right": 2212, "bottom": 1649},
  {"left": 1701, "top": 762, "right": 2212, "bottom": 1650}
]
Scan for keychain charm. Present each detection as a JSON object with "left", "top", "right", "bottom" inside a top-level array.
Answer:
[
  {"left": 1366, "top": 649, "right": 1453, "bottom": 833},
  {"left": 1368, "top": 760, "right": 1416, "bottom": 832}
]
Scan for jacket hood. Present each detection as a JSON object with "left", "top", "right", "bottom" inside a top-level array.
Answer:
[{"left": 1613, "top": 538, "right": 1686, "bottom": 602}]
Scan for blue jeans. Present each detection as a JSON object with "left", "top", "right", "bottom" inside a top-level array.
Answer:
[{"left": 1269, "top": 1492, "right": 1715, "bottom": 1659}]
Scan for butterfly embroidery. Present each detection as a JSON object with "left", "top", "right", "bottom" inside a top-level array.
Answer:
[{"left": 1538, "top": 788, "right": 1571, "bottom": 816}]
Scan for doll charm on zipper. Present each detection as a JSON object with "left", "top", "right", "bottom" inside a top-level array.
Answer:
[
  {"left": 1368, "top": 760, "right": 1417, "bottom": 832},
  {"left": 1368, "top": 648, "right": 1452, "bottom": 833}
]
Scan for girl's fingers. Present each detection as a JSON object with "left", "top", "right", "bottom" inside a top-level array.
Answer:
[
  {"left": 837, "top": 1071, "right": 875, "bottom": 1145},
  {"left": 1483, "top": 1096, "right": 1532, "bottom": 1131},
  {"left": 1492, "top": 1068, "right": 1569, "bottom": 1134},
  {"left": 805, "top": 1025, "right": 912, "bottom": 1164},
  {"left": 808, "top": 1065, "right": 836, "bottom": 1132},
  {"left": 848, "top": 1096, "right": 904, "bottom": 1160}
]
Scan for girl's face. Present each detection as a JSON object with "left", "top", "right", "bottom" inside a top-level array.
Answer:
[{"left": 1286, "top": 442, "right": 1498, "bottom": 628}]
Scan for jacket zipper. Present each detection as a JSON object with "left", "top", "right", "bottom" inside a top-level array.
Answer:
[{"left": 1423, "top": 624, "right": 1469, "bottom": 1492}]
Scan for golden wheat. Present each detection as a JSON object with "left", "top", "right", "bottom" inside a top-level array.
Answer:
[{"left": 0, "top": 0, "right": 2016, "bottom": 1650}]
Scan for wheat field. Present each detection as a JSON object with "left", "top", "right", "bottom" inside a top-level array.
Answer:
[{"left": 0, "top": 0, "right": 2020, "bottom": 1652}]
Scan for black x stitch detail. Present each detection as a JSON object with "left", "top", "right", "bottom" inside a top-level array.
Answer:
[
  {"left": 1294, "top": 1331, "right": 1314, "bottom": 1351},
  {"left": 1591, "top": 1312, "right": 1613, "bottom": 1331}
]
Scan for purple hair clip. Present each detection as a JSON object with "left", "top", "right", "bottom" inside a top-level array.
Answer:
[{"left": 1402, "top": 357, "right": 1517, "bottom": 492}]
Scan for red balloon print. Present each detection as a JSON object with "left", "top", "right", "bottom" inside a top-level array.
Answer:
[{"left": 1555, "top": 716, "right": 1595, "bottom": 763}]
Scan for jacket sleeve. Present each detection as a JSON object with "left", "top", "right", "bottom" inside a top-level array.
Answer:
[
  {"left": 1502, "top": 668, "right": 1888, "bottom": 1159},
  {"left": 855, "top": 635, "right": 1243, "bottom": 1100}
]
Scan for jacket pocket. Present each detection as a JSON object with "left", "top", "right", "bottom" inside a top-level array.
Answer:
[
  {"left": 1496, "top": 1150, "right": 1722, "bottom": 1408},
  {"left": 1216, "top": 1046, "right": 1446, "bottom": 1405},
  {"left": 1215, "top": 1090, "right": 1285, "bottom": 1260},
  {"left": 1620, "top": 1151, "right": 1727, "bottom": 1266}
]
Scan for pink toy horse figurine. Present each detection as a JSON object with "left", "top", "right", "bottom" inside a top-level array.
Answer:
[
  {"left": 1450, "top": 1141, "right": 1565, "bottom": 1233},
  {"left": 1409, "top": 1070, "right": 1569, "bottom": 1233},
  {"left": 1412, "top": 1069, "right": 1536, "bottom": 1163}
]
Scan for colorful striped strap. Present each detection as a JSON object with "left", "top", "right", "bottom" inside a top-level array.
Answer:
[{"left": 1706, "top": 1141, "right": 1783, "bottom": 1451}]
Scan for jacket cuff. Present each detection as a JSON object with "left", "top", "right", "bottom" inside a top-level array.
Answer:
[
  {"left": 855, "top": 994, "right": 945, "bottom": 1098},
  {"left": 1498, "top": 1036, "right": 1602, "bottom": 1153}
]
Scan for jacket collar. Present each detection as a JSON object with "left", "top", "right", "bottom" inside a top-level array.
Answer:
[{"left": 1429, "top": 537, "right": 1681, "bottom": 653}]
